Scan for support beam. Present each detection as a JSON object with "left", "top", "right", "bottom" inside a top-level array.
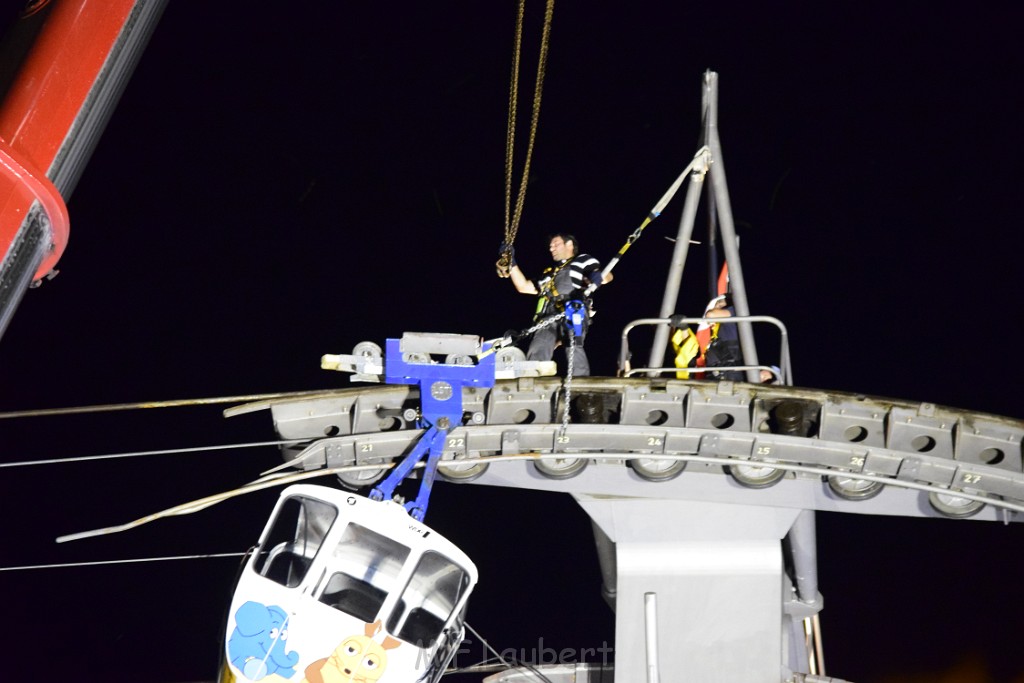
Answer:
[
  {"left": 576, "top": 496, "right": 800, "bottom": 683},
  {"left": 648, "top": 174, "right": 704, "bottom": 371},
  {"left": 703, "top": 71, "right": 760, "bottom": 383}
]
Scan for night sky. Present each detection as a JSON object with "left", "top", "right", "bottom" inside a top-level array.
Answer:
[{"left": 2, "top": 3, "right": 1024, "bottom": 682}]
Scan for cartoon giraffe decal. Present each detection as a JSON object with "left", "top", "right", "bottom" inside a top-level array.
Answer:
[{"left": 302, "top": 620, "right": 401, "bottom": 683}]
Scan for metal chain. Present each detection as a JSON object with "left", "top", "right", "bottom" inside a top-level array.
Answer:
[
  {"left": 501, "top": 0, "right": 555, "bottom": 264},
  {"left": 482, "top": 310, "right": 566, "bottom": 357},
  {"left": 561, "top": 325, "right": 575, "bottom": 435},
  {"left": 494, "top": 308, "right": 574, "bottom": 435},
  {"left": 519, "top": 309, "right": 565, "bottom": 339},
  {"left": 511, "top": 0, "right": 554, "bottom": 238},
  {"left": 503, "top": 0, "right": 525, "bottom": 236}
]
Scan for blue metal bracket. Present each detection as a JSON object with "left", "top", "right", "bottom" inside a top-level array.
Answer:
[
  {"left": 369, "top": 336, "right": 495, "bottom": 520},
  {"left": 565, "top": 300, "right": 586, "bottom": 338}
]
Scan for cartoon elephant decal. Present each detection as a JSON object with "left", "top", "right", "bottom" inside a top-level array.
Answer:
[{"left": 228, "top": 601, "right": 302, "bottom": 680}]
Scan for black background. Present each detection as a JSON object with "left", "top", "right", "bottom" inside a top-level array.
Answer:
[{"left": 2, "top": 3, "right": 1023, "bottom": 682}]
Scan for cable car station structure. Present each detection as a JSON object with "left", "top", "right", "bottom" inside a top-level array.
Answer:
[{"left": 222, "top": 73, "right": 1024, "bottom": 683}]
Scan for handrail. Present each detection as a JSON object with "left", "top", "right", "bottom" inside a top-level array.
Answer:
[
  {"left": 619, "top": 315, "right": 792, "bottom": 385},
  {"left": 624, "top": 364, "right": 782, "bottom": 382}
]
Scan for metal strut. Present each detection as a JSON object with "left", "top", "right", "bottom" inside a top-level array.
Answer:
[{"left": 369, "top": 334, "right": 496, "bottom": 520}]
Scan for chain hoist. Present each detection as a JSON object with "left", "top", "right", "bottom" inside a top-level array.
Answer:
[{"left": 497, "top": 0, "right": 555, "bottom": 277}]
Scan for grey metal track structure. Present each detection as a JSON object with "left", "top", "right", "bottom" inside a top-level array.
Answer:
[
  {"left": 230, "top": 377, "right": 1024, "bottom": 523},
  {"left": 227, "top": 376, "right": 1023, "bottom": 683}
]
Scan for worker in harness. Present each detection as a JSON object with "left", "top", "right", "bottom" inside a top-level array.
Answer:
[
  {"left": 498, "top": 233, "right": 612, "bottom": 376},
  {"left": 696, "top": 293, "right": 743, "bottom": 381},
  {"left": 672, "top": 292, "right": 775, "bottom": 382}
]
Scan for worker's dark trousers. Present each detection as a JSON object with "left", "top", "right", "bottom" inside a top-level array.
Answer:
[{"left": 527, "top": 325, "right": 590, "bottom": 376}]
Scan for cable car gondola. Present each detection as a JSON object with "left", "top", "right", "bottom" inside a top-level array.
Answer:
[{"left": 221, "top": 484, "right": 478, "bottom": 683}]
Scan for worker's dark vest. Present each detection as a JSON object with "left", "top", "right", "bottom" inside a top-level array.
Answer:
[
  {"left": 704, "top": 306, "right": 742, "bottom": 379},
  {"left": 534, "top": 256, "right": 595, "bottom": 340}
]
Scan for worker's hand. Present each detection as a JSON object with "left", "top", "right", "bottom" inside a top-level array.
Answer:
[{"left": 496, "top": 242, "right": 516, "bottom": 278}]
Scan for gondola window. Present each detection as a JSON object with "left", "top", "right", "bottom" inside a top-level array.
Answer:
[
  {"left": 387, "top": 551, "right": 471, "bottom": 645},
  {"left": 318, "top": 522, "right": 410, "bottom": 622},
  {"left": 254, "top": 495, "right": 338, "bottom": 588}
]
